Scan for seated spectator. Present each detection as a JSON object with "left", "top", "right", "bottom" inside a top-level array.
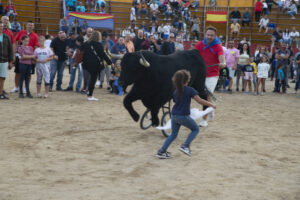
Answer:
[
  {"left": 262, "top": 0, "right": 268, "bottom": 15},
  {"left": 5, "top": 0, "right": 17, "bottom": 21},
  {"left": 174, "top": 35, "right": 184, "bottom": 51},
  {"left": 122, "top": 26, "right": 131, "bottom": 37},
  {"left": 266, "top": 0, "right": 275, "bottom": 13},
  {"left": 76, "top": 2, "right": 86, "bottom": 12},
  {"left": 276, "top": 0, "right": 283, "bottom": 12},
  {"left": 182, "top": 7, "right": 191, "bottom": 24},
  {"left": 10, "top": 19, "right": 21, "bottom": 33},
  {"left": 290, "top": 27, "right": 299, "bottom": 48},
  {"left": 138, "top": 0, "right": 148, "bottom": 19},
  {"left": 130, "top": 3, "right": 136, "bottom": 26},
  {"left": 59, "top": 17, "right": 69, "bottom": 34},
  {"left": 240, "top": 37, "right": 251, "bottom": 46},
  {"left": 259, "top": 15, "right": 269, "bottom": 33},
  {"left": 0, "top": 1, "right": 4, "bottom": 16},
  {"left": 287, "top": 0, "right": 297, "bottom": 19},
  {"left": 191, "top": 0, "right": 200, "bottom": 8},
  {"left": 150, "top": 1, "right": 159, "bottom": 17},
  {"left": 283, "top": 0, "right": 291, "bottom": 12},
  {"left": 85, "top": 0, "right": 94, "bottom": 12},
  {"left": 242, "top": 8, "right": 251, "bottom": 27},
  {"left": 190, "top": 15, "right": 200, "bottom": 41},
  {"left": 230, "top": 20, "right": 240, "bottom": 37},
  {"left": 283, "top": 28, "right": 292, "bottom": 45},
  {"left": 140, "top": 21, "right": 148, "bottom": 33},
  {"left": 230, "top": 7, "right": 241, "bottom": 23},
  {"left": 66, "top": 0, "right": 76, "bottom": 11},
  {"left": 151, "top": 10, "right": 158, "bottom": 24},
  {"left": 164, "top": 3, "right": 173, "bottom": 20},
  {"left": 95, "top": 0, "right": 106, "bottom": 13},
  {"left": 271, "top": 27, "right": 283, "bottom": 45},
  {"left": 150, "top": 22, "right": 157, "bottom": 34}
]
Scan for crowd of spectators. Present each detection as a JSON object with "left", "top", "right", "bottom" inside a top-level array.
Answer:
[{"left": 65, "top": 0, "right": 107, "bottom": 13}]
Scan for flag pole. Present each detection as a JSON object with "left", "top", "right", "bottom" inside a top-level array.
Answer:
[
  {"left": 225, "top": 0, "right": 230, "bottom": 47},
  {"left": 203, "top": 0, "right": 207, "bottom": 39}
]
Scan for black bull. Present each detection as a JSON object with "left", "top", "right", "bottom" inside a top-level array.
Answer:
[{"left": 118, "top": 50, "right": 207, "bottom": 127}]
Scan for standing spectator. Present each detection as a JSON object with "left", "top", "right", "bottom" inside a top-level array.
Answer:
[
  {"left": 230, "top": 7, "right": 241, "bottom": 23},
  {"left": 287, "top": 0, "right": 297, "bottom": 19},
  {"left": 110, "top": 37, "right": 127, "bottom": 56},
  {"left": 250, "top": 57, "right": 258, "bottom": 90},
  {"left": 2, "top": 16, "right": 15, "bottom": 49},
  {"left": 275, "top": 43, "right": 290, "bottom": 89},
  {"left": 138, "top": 0, "right": 148, "bottom": 19},
  {"left": 44, "top": 35, "right": 53, "bottom": 48},
  {"left": 243, "top": 59, "right": 254, "bottom": 94},
  {"left": 242, "top": 8, "right": 251, "bottom": 27},
  {"left": 81, "top": 20, "right": 88, "bottom": 35},
  {"left": 161, "top": 33, "right": 175, "bottom": 55},
  {"left": 194, "top": 26, "right": 225, "bottom": 127},
  {"left": 10, "top": 19, "right": 21, "bottom": 33},
  {"left": 224, "top": 39, "right": 240, "bottom": 93},
  {"left": 292, "top": 49, "right": 300, "bottom": 94},
  {"left": 124, "top": 33, "right": 135, "bottom": 53},
  {"left": 164, "top": 3, "right": 173, "bottom": 20},
  {"left": 76, "top": 2, "right": 86, "bottom": 12},
  {"left": 0, "top": 22, "right": 13, "bottom": 100},
  {"left": 283, "top": 0, "right": 291, "bottom": 12},
  {"left": 130, "top": 3, "right": 136, "bottom": 27},
  {"left": 140, "top": 21, "right": 148, "bottom": 33},
  {"left": 84, "top": 27, "right": 93, "bottom": 42},
  {"left": 174, "top": 35, "right": 184, "bottom": 51},
  {"left": 262, "top": 0, "right": 268, "bottom": 15},
  {"left": 230, "top": 20, "right": 240, "bottom": 38},
  {"left": 5, "top": 0, "right": 17, "bottom": 21},
  {"left": 237, "top": 43, "right": 251, "bottom": 92},
  {"left": 163, "top": 22, "right": 171, "bottom": 39},
  {"left": 255, "top": 0, "right": 263, "bottom": 22},
  {"left": 275, "top": 63, "right": 286, "bottom": 93},
  {"left": 266, "top": 0, "right": 276, "bottom": 13},
  {"left": 59, "top": 17, "right": 69, "bottom": 35},
  {"left": 71, "top": 18, "right": 82, "bottom": 35},
  {"left": 101, "top": 30, "right": 114, "bottom": 51},
  {"left": 49, "top": 31, "right": 67, "bottom": 91},
  {"left": 66, "top": 0, "right": 76, "bottom": 11},
  {"left": 190, "top": 15, "right": 200, "bottom": 41},
  {"left": 258, "top": 15, "right": 269, "bottom": 33},
  {"left": 34, "top": 36, "right": 54, "bottom": 98},
  {"left": 13, "top": 21, "right": 39, "bottom": 93},
  {"left": 149, "top": 35, "right": 160, "bottom": 53},
  {"left": 95, "top": 0, "right": 106, "bottom": 13},
  {"left": 255, "top": 55, "right": 270, "bottom": 95},
  {"left": 290, "top": 27, "right": 299, "bottom": 48},
  {"left": 276, "top": 0, "right": 283, "bottom": 12},
  {"left": 191, "top": 0, "right": 199, "bottom": 8},
  {"left": 150, "top": 1, "right": 159, "bottom": 18},
  {"left": 17, "top": 35, "right": 35, "bottom": 98},
  {"left": 133, "top": 29, "right": 145, "bottom": 51},
  {"left": 80, "top": 31, "right": 111, "bottom": 101}
]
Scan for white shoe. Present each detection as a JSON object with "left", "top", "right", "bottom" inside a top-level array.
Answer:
[
  {"left": 95, "top": 81, "right": 100, "bottom": 86},
  {"left": 207, "top": 111, "right": 215, "bottom": 121},
  {"left": 292, "top": 90, "right": 297, "bottom": 94},
  {"left": 10, "top": 87, "right": 19, "bottom": 93},
  {"left": 199, "top": 119, "right": 208, "bottom": 127},
  {"left": 88, "top": 96, "right": 99, "bottom": 101}
]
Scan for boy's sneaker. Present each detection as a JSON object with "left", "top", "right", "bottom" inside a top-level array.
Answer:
[
  {"left": 179, "top": 145, "right": 191, "bottom": 156},
  {"left": 292, "top": 90, "right": 297, "bottom": 94},
  {"left": 26, "top": 93, "right": 33, "bottom": 98},
  {"left": 260, "top": 92, "right": 265, "bottom": 96},
  {"left": 19, "top": 93, "right": 24, "bottom": 98},
  {"left": 254, "top": 92, "right": 258, "bottom": 96},
  {"left": 156, "top": 151, "right": 171, "bottom": 159},
  {"left": 199, "top": 119, "right": 208, "bottom": 127},
  {"left": 0, "top": 94, "right": 9, "bottom": 100},
  {"left": 227, "top": 89, "right": 232, "bottom": 94},
  {"left": 88, "top": 96, "right": 99, "bottom": 101},
  {"left": 10, "top": 87, "right": 19, "bottom": 93}
]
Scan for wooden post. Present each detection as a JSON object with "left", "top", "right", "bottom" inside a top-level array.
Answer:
[
  {"left": 34, "top": 0, "right": 41, "bottom": 33},
  {"left": 203, "top": 0, "right": 207, "bottom": 39},
  {"left": 225, "top": 0, "right": 230, "bottom": 47}
]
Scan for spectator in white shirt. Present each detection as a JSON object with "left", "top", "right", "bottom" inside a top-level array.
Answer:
[
  {"left": 282, "top": 28, "right": 292, "bottom": 45},
  {"left": 287, "top": 0, "right": 297, "bottom": 19},
  {"left": 290, "top": 26, "right": 299, "bottom": 48},
  {"left": 130, "top": 4, "right": 136, "bottom": 25},
  {"left": 259, "top": 15, "right": 269, "bottom": 33},
  {"left": 163, "top": 23, "right": 171, "bottom": 39}
]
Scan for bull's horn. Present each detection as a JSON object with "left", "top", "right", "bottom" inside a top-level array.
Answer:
[
  {"left": 139, "top": 51, "right": 150, "bottom": 67},
  {"left": 108, "top": 51, "right": 124, "bottom": 59}
]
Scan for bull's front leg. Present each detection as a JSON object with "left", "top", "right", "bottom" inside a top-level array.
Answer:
[
  {"left": 123, "top": 88, "right": 140, "bottom": 122},
  {"left": 150, "top": 108, "right": 160, "bottom": 127}
]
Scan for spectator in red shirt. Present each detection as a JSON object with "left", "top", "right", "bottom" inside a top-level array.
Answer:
[
  {"left": 194, "top": 26, "right": 225, "bottom": 127},
  {"left": 11, "top": 21, "right": 39, "bottom": 93},
  {"left": 255, "top": 0, "right": 264, "bottom": 22},
  {"left": 5, "top": 0, "right": 17, "bottom": 21}
]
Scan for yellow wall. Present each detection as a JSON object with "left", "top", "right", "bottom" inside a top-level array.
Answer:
[{"left": 110, "top": 0, "right": 253, "bottom": 7}]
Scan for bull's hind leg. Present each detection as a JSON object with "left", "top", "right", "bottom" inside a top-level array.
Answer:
[
  {"left": 123, "top": 88, "right": 140, "bottom": 122},
  {"left": 150, "top": 108, "right": 160, "bottom": 127}
]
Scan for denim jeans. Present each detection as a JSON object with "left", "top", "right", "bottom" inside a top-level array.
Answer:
[
  {"left": 138, "top": 9, "right": 148, "bottom": 17},
  {"left": 295, "top": 72, "right": 300, "bottom": 91},
  {"left": 7, "top": 12, "right": 16, "bottom": 21},
  {"left": 50, "top": 60, "right": 65, "bottom": 90},
  {"left": 68, "top": 59, "right": 83, "bottom": 89},
  {"left": 253, "top": 74, "right": 257, "bottom": 89},
  {"left": 19, "top": 64, "right": 31, "bottom": 94},
  {"left": 160, "top": 115, "right": 199, "bottom": 152}
]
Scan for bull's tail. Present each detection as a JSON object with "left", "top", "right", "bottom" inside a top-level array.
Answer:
[{"left": 205, "top": 86, "right": 222, "bottom": 102}]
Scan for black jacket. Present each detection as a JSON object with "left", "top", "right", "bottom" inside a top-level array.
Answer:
[
  {"left": 81, "top": 40, "right": 112, "bottom": 72},
  {"left": 0, "top": 34, "right": 13, "bottom": 63}
]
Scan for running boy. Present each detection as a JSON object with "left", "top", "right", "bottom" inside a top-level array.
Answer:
[
  {"left": 157, "top": 70, "right": 216, "bottom": 159},
  {"left": 34, "top": 36, "right": 54, "bottom": 98}
]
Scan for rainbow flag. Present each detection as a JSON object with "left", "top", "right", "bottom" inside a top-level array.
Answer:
[
  {"left": 67, "top": 12, "right": 115, "bottom": 30},
  {"left": 206, "top": 11, "right": 227, "bottom": 23}
]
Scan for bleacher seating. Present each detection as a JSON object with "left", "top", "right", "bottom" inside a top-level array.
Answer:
[{"left": 2, "top": 0, "right": 300, "bottom": 47}]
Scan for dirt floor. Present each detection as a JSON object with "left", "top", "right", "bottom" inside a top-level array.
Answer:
[{"left": 0, "top": 69, "right": 300, "bottom": 200}]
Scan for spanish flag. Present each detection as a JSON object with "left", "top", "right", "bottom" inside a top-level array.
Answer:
[
  {"left": 68, "top": 12, "right": 114, "bottom": 21},
  {"left": 206, "top": 11, "right": 227, "bottom": 23}
]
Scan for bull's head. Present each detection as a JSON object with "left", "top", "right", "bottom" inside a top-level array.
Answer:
[{"left": 119, "top": 51, "right": 151, "bottom": 88}]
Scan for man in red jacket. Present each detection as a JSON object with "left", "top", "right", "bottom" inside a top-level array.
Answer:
[
  {"left": 194, "top": 26, "right": 226, "bottom": 127},
  {"left": 255, "top": 0, "right": 263, "bottom": 22}
]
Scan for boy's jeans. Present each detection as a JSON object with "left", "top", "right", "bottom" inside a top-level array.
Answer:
[
  {"left": 160, "top": 115, "right": 199, "bottom": 152},
  {"left": 68, "top": 59, "right": 83, "bottom": 90}
]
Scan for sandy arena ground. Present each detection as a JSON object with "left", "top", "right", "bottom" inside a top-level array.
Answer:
[{"left": 0, "top": 69, "right": 300, "bottom": 200}]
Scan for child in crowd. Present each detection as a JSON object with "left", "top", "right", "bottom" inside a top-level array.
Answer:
[
  {"left": 216, "top": 67, "right": 229, "bottom": 92},
  {"left": 34, "top": 36, "right": 54, "bottom": 98},
  {"left": 275, "top": 63, "right": 286, "bottom": 93},
  {"left": 256, "top": 55, "right": 270, "bottom": 96},
  {"left": 17, "top": 35, "right": 35, "bottom": 98},
  {"left": 250, "top": 57, "right": 257, "bottom": 90},
  {"left": 109, "top": 59, "right": 122, "bottom": 95},
  {"left": 292, "top": 65, "right": 300, "bottom": 95},
  {"left": 157, "top": 70, "right": 216, "bottom": 159},
  {"left": 243, "top": 59, "right": 254, "bottom": 94}
]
